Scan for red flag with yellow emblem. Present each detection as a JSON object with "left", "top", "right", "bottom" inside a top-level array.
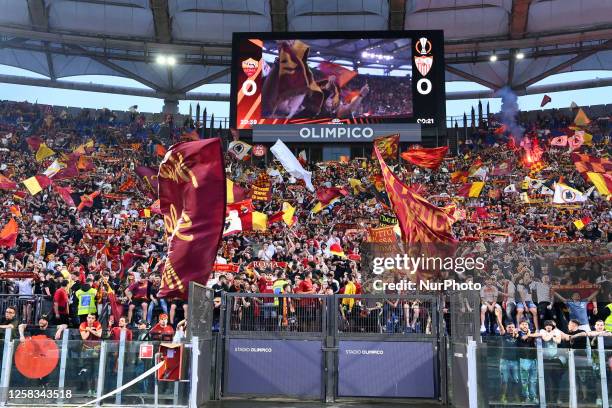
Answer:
[
  {"left": 372, "top": 134, "right": 399, "bottom": 161},
  {"left": 157, "top": 138, "right": 226, "bottom": 299},
  {"left": 374, "top": 145, "right": 455, "bottom": 243}
]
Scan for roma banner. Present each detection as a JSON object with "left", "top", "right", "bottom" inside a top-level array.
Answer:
[
  {"left": 251, "top": 172, "right": 272, "bottom": 201},
  {"left": 374, "top": 145, "right": 455, "bottom": 243},
  {"left": 401, "top": 146, "right": 448, "bottom": 170},
  {"left": 367, "top": 226, "right": 397, "bottom": 243},
  {"left": 158, "top": 138, "right": 225, "bottom": 299}
]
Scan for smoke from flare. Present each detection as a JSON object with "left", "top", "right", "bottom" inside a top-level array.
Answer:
[{"left": 496, "top": 86, "right": 522, "bottom": 144}]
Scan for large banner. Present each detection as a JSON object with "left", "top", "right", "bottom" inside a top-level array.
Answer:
[
  {"left": 337, "top": 341, "right": 436, "bottom": 398},
  {"left": 158, "top": 139, "right": 225, "bottom": 298},
  {"left": 226, "top": 339, "right": 322, "bottom": 397}
]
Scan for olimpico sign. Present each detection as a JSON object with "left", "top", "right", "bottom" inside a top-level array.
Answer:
[{"left": 253, "top": 123, "right": 421, "bottom": 143}]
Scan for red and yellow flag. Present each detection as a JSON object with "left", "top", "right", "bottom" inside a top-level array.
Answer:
[
  {"left": 571, "top": 153, "right": 612, "bottom": 174},
  {"left": 401, "top": 146, "right": 448, "bottom": 169},
  {"left": 374, "top": 145, "right": 455, "bottom": 243},
  {"left": 226, "top": 178, "right": 250, "bottom": 204},
  {"left": 587, "top": 172, "right": 612, "bottom": 196},
  {"left": 372, "top": 134, "right": 399, "bottom": 161},
  {"left": 158, "top": 138, "right": 226, "bottom": 299},
  {"left": 457, "top": 182, "right": 485, "bottom": 198}
]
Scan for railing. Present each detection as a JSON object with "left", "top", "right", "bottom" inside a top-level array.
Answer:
[
  {"left": 224, "top": 293, "right": 327, "bottom": 336},
  {"left": 468, "top": 335, "right": 611, "bottom": 407},
  {"left": 0, "top": 295, "right": 46, "bottom": 325},
  {"left": 335, "top": 294, "right": 437, "bottom": 338},
  {"left": 0, "top": 328, "right": 201, "bottom": 407}
]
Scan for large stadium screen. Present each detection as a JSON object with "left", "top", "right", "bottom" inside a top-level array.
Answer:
[{"left": 230, "top": 31, "right": 445, "bottom": 140}]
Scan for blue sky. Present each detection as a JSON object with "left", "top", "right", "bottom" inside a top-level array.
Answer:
[{"left": 1, "top": 64, "right": 611, "bottom": 123}]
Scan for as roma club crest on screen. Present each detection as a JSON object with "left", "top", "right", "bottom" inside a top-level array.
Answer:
[{"left": 241, "top": 58, "right": 259, "bottom": 78}]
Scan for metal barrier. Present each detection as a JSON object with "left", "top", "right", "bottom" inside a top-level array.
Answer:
[
  {"left": 448, "top": 291, "right": 481, "bottom": 342},
  {"left": 0, "top": 327, "right": 200, "bottom": 407},
  {"left": 225, "top": 293, "right": 327, "bottom": 337},
  {"left": 0, "top": 295, "right": 46, "bottom": 324},
  {"left": 218, "top": 293, "right": 448, "bottom": 402},
  {"left": 335, "top": 294, "right": 437, "bottom": 337}
]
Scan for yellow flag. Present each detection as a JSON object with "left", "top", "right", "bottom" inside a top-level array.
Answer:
[
  {"left": 573, "top": 219, "right": 585, "bottom": 230},
  {"left": 23, "top": 176, "right": 43, "bottom": 195},
  {"left": 35, "top": 143, "right": 55, "bottom": 162},
  {"left": 348, "top": 178, "right": 363, "bottom": 194},
  {"left": 574, "top": 108, "right": 590, "bottom": 127},
  {"left": 282, "top": 202, "right": 295, "bottom": 226},
  {"left": 587, "top": 172, "right": 611, "bottom": 196},
  {"left": 252, "top": 211, "right": 268, "bottom": 231},
  {"left": 468, "top": 181, "right": 485, "bottom": 197}
]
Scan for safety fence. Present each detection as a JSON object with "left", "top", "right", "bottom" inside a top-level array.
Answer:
[
  {"left": 0, "top": 328, "right": 201, "bottom": 407},
  {"left": 468, "top": 335, "right": 612, "bottom": 408}
]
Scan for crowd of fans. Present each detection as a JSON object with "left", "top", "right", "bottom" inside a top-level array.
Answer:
[
  {"left": 0, "top": 97, "right": 610, "bottom": 403},
  {"left": 0, "top": 100, "right": 609, "bottom": 339}
]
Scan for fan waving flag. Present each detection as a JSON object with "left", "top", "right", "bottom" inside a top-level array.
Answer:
[
  {"left": 318, "top": 61, "right": 357, "bottom": 88},
  {"left": 553, "top": 183, "right": 592, "bottom": 204},
  {"left": 270, "top": 140, "right": 314, "bottom": 192},
  {"left": 329, "top": 243, "right": 346, "bottom": 258},
  {"left": 35, "top": 143, "right": 55, "bottom": 162},
  {"left": 401, "top": 146, "right": 448, "bottom": 170},
  {"left": 0, "top": 219, "right": 18, "bottom": 248},
  {"left": 374, "top": 145, "right": 455, "bottom": 243},
  {"left": 135, "top": 166, "right": 159, "bottom": 198},
  {"left": 158, "top": 138, "right": 226, "bottom": 299},
  {"left": 587, "top": 172, "right": 612, "bottom": 197},
  {"left": 571, "top": 153, "right": 612, "bottom": 174},
  {"left": 457, "top": 182, "right": 485, "bottom": 198},
  {"left": 372, "top": 134, "right": 399, "bottom": 161},
  {"left": 226, "top": 179, "right": 250, "bottom": 204},
  {"left": 0, "top": 175, "right": 17, "bottom": 190},
  {"left": 22, "top": 175, "right": 51, "bottom": 196}
]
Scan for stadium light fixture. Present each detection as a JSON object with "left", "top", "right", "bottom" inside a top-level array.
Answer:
[
  {"left": 489, "top": 54, "right": 498, "bottom": 62},
  {"left": 156, "top": 55, "right": 176, "bottom": 66},
  {"left": 516, "top": 52, "right": 525, "bottom": 60}
]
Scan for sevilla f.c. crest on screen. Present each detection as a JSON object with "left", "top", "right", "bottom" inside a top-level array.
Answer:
[
  {"left": 415, "top": 56, "right": 433, "bottom": 76},
  {"left": 241, "top": 58, "right": 259, "bottom": 77}
]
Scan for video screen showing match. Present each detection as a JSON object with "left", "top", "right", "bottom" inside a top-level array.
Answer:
[{"left": 234, "top": 37, "right": 413, "bottom": 129}]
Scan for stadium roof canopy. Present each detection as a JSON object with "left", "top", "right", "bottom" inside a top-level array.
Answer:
[{"left": 0, "top": 0, "right": 611, "bottom": 104}]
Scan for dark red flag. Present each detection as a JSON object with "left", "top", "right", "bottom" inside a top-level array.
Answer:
[
  {"left": 26, "top": 136, "right": 43, "bottom": 152},
  {"left": 135, "top": 166, "right": 159, "bottom": 199},
  {"left": 158, "top": 138, "right": 225, "bottom": 299},
  {"left": 540, "top": 94, "right": 552, "bottom": 107}
]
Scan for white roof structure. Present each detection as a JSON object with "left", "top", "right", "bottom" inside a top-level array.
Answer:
[{"left": 0, "top": 0, "right": 611, "bottom": 102}]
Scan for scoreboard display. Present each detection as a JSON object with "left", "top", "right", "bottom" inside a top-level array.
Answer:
[{"left": 230, "top": 30, "right": 445, "bottom": 142}]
